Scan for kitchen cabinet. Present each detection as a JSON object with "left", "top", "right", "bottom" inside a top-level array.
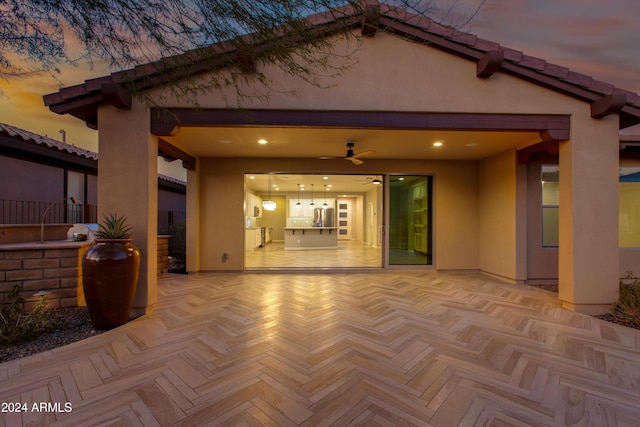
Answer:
[
  {"left": 245, "top": 228, "right": 262, "bottom": 250},
  {"left": 246, "top": 193, "right": 263, "bottom": 217}
]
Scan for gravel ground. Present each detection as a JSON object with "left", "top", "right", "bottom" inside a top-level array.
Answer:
[{"left": 0, "top": 307, "right": 103, "bottom": 363}]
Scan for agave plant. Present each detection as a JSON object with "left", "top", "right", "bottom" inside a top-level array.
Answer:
[{"left": 95, "top": 213, "right": 133, "bottom": 239}]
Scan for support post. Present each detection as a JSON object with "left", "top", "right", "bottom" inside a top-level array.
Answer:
[
  {"left": 558, "top": 117, "right": 619, "bottom": 314},
  {"left": 97, "top": 101, "right": 158, "bottom": 314}
]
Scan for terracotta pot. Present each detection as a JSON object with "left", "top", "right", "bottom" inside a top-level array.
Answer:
[{"left": 82, "top": 239, "right": 140, "bottom": 330}]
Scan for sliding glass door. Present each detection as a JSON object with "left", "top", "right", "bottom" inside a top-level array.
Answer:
[{"left": 388, "top": 175, "right": 433, "bottom": 266}]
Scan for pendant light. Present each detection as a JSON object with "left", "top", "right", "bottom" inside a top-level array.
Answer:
[
  {"left": 296, "top": 184, "right": 302, "bottom": 209},
  {"left": 322, "top": 185, "right": 328, "bottom": 209},
  {"left": 262, "top": 174, "right": 277, "bottom": 211},
  {"left": 309, "top": 184, "right": 315, "bottom": 208}
]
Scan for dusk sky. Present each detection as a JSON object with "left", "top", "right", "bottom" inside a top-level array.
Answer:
[{"left": 1, "top": 0, "right": 639, "bottom": 153}]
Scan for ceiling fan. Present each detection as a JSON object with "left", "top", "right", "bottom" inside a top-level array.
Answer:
[{"left": 319, "top": 141, "right": 376, "bottom": 166}]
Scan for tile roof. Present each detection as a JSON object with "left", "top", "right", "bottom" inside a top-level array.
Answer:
[
  {"left": 0, "top": 122, "right": 98, "bottom": 160},
  {"left": 0, "top": 122, "right": 187, "bottom": 186},
  {"left": 43, "top": 2, "right": 640, "bottom": 129}
]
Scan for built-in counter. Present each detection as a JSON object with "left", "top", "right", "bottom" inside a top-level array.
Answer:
[{"left": 284, "top": 227, "right": 338, "bottom": 250}]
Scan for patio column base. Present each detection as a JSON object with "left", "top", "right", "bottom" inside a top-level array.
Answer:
[{"left": 561, "top": 301, "right": 611, "bottom": 316}]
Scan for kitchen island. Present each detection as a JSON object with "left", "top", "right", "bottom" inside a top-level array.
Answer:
[{"left": 284, "top": 227, "right": 338, "bottom": 250}]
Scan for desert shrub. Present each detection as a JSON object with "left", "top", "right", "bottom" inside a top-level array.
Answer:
[
  {"left": 609, "top": 272, "right": 640, "bottom": 329},
  {"left": 0, "top": 285, "right": 51, "bottom": 344}
]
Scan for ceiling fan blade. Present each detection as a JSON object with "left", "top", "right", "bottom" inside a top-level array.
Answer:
[
  {"left": 353, "top": 150, "right": 376, "bottom": 158},
  {"left": 319, "top": 156, "right": 339, "bottom": 160},
  {"left": 347, "top": 157, "right": 364, "bottom": 165}
]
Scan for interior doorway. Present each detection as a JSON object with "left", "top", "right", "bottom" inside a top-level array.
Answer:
[
  {"left": 244, "top": 173, "right": 382, "bottom": 268},
  {"left": 388, "top": 175, "right": 433, "bottom": 266}
]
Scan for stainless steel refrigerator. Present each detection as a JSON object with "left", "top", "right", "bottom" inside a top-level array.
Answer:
[{"left": 313, "top": 208, "right": 335, "bottom": 227}]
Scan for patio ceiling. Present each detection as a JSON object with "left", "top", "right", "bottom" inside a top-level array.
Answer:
[
  {"left": 162, "top": 126, "right": 541, "bottom": 161},
  {"left": 163, "top": 125, "right": 542, "bottom": 193}
]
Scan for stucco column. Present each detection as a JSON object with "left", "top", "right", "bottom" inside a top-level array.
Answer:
[
  {"left": 558, "top": 115, "right": 619, "bottom": 314},
  {"left": 97, "top": 100, "right": 158, "bottom": 314},
  {"left": 186, "top": 159, "right": 200, "bottom": 273}
]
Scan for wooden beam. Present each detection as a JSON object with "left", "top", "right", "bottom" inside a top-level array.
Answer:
[
  {"left": 101, "top": 83, "right": 132, "bottom": 109},
  {"left": 157, "top": 138, "right": 196, "bottom": 171},
  {"left": 540, "top": 129, "right": 569, "bottom": 143},
  {"left": 152, "top": 108, "right": 571, "bottom": 133},
  {"left": 151, "top": 122, "right": 181, "bottom": 137},
  {"left": 476, "top": 50, "right": 504, "bottom": 78},
  {"left": 361, "top": 3, "right": 380, "bottom": 36},
  {"left": 236, "top": 53, "right": 257, "bottom": 74},
  {"left": 591, "top": 93, "right": 627, "bottom": 119},
  {"left": 517, "top": 141, "right": 560, "bottom": 163}
]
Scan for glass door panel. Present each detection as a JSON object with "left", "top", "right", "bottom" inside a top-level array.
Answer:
[{"left": 388, "top": 175, "right": 432, "bottom": 266}]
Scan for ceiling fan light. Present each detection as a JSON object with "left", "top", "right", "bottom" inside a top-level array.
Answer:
[{"left": 372, "top": 178, "right": 382, "bottom": 185}]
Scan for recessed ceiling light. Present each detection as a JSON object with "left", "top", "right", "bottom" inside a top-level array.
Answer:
[
  {"left": 249, "top": 176, "right": 255, "bottom": 179},
  {"left": 433, "top": 141, "right": 443, "bottom": 147},
  {"left": 323, "top": 176, "right": 329, "bottom": 180},
  {"left": 258, "top": 139, "right": 268, "bottom": 145}
]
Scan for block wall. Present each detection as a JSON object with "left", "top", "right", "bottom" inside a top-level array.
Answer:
[{"left": 0, "top": 247, "right": 87, "bottom": 309}]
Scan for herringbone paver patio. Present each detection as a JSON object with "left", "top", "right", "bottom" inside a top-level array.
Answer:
[{"left": 1, "top": 271, "right": 640, "bottom": 426}]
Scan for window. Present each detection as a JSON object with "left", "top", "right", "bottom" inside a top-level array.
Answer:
[
  {"left": 541, "top": 165, "right": 559, "bottom": 247},
  {"left": 619, "top": 167, "right": 640, "bottom": 247},
  {"left": 67, "top": 170, "right": 85, "bottom": 223}
]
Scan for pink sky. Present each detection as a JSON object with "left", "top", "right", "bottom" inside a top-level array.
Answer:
[{"left": 2, "top": 0, "right": 639, "bottom": 152}]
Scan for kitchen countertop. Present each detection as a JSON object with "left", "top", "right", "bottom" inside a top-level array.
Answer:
[{"left": 284, "top": 227, "right": 337, "bottom": 229}]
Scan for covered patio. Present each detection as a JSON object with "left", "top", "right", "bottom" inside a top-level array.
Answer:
[
  {"left": 42, "top": 3, "right": 640, "bottom": 317},
  {"left": 1, "top": 271, "right": 640, "bottom": 425}
]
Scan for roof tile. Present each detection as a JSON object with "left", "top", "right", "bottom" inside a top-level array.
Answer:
[
  {"left": 501, "top": 47, "right": 523, "bottom": 63},
  {"left": 541, "top": 63, "right": 570, "bottom": 80},
  {"left": 0, "top": 122, "right": 98, "bottom": 160},
  {"left": 472, "top": 38, "right": 501, "bottom": 52},
  {"left": 563, "top": 71, "right": 594, "bottom": 88},
  {"left": 588, "top": 80, "right": 615, "bottom": 96},
  {"left": 517, "top": 55, "right": 546, "bottom": 71}
]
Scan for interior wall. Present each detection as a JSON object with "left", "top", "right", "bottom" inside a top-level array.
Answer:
[
  {"left": 196, "top": 157, "right": 479, "bottom": 271},
  {"left": 478, "top": 149, "right": 518, "bottom": 281},
  {"left": 260, "top": 195, "right": 287, "bottom": 242}
]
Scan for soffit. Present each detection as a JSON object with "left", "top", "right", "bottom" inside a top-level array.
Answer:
[{"left": 162, "top": 126, "right": 541, "bottom": 161}]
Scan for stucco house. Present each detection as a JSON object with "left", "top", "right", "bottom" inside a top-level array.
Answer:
[
  {"left": 42, "top": 3, "right": 640, "bottom": 316},
  {"left": 0, "top": 122, "right": 186, "bottom": 231}
]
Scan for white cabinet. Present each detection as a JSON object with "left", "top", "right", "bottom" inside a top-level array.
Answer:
[
  {"left": 245, "top": 228, "right": 261, "bottom": 251},
  {"left": 246, "top": 193, "right": 263, "bottom": 217}
]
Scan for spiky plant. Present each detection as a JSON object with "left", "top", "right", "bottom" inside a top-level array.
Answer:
[{"left": 95, "top": 213, "right": 132, "bottom": 239}]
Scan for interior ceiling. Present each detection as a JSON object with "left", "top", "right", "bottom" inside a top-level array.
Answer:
[
  {"left": 165, "top": 126, "right": 542, "bottom": 192},
  {"left": 246, "top": 173, "right": 385, "bottom": 195}
]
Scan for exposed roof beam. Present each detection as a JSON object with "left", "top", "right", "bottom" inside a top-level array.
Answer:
[
  {"left": 158, "top": 138, "right": 196, "bottom": 170},
  {"left": 476, "top": 50, "right": 504, "bottom": 78},
  {"left": 517, "top": 141, "right": 560, "bottom": 163},
  {"left": 101, "top": 83, "right": 132, "bottom": 109},
  {"left": 591, "top": 93, "right": 627, "bottom": 119},
  {"left": 361, "top": 3, "right": 380, "bottom": 36},
  {"left": 151, "top": 108, "right": 570, "bottom": 134}
]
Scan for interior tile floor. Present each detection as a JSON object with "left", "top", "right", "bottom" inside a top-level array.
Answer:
[
  {"left": 245, "top": 240, "right": 383, "bottom": 268},
  {"left": 2, "top": 271, "right": 640, "bottom": 426}
]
